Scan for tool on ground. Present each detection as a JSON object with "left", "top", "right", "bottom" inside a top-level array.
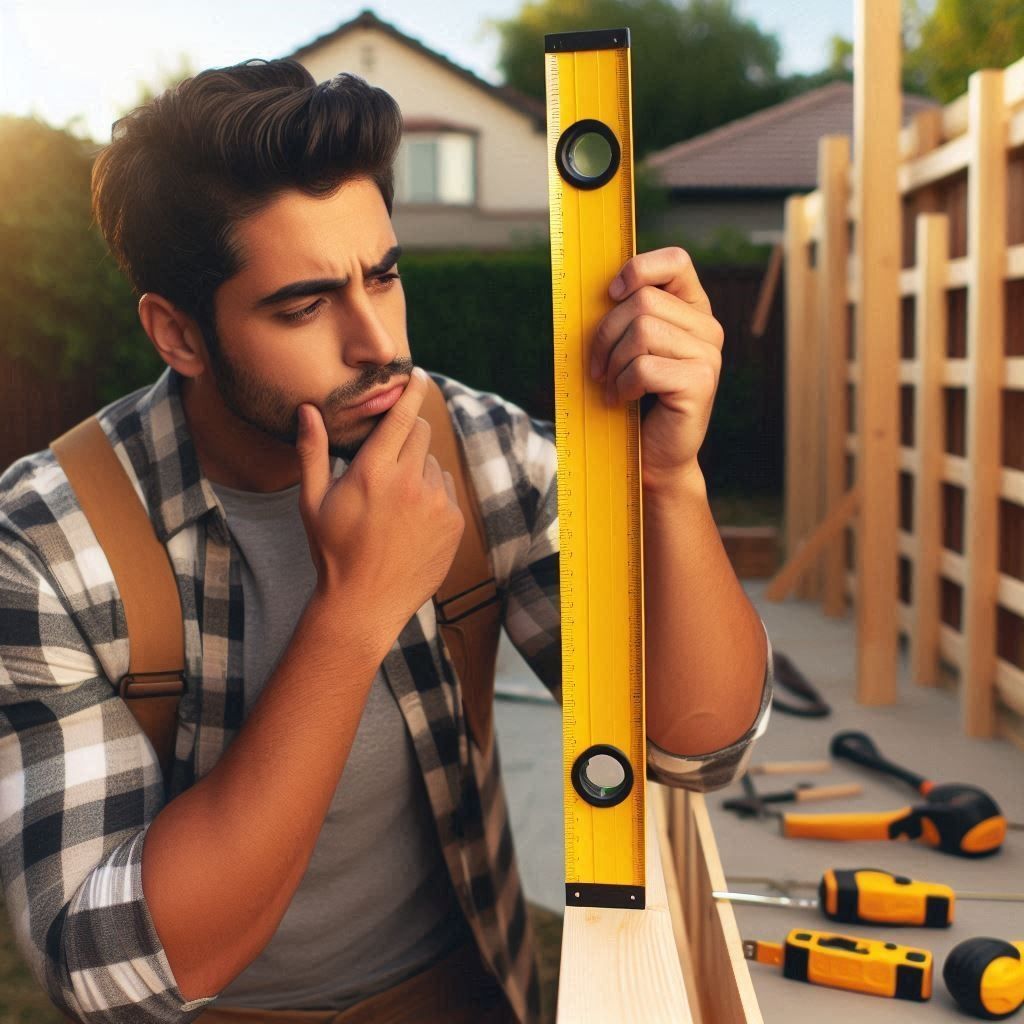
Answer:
[
  {"left": 771, "top": 651, "right": 831, "bottom": 717},
  {"left": 546, "top": 27, "right": 645, "bottom": 911},
  {"left": 944, "top": 937, "right": 1024, "bottom": 1020},
  {"left": 749, "top": 760, "right": 832, "bottom": 775},
  {"left": 763, "top": 730, "right": 1010, "bottom": 856},
  {"left": 722, "top": 779, "right": 862, "bottom": 818},
  {"left": 716, "top": 867, "right": 1024, "bottom": 927},
  {"left": 743, "top": 928, "right": 932, "bottom": 1001},
  {"left": 833, "top": 731, "right": 1024, "bottom": 834}
]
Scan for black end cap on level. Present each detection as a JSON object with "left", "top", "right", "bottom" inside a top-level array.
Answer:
[
  {"left": 565, "top": 883, "right": 645, "bottom": 909},
  {"left": 545, "top": 28, "right": 630, "bottom": 53}
]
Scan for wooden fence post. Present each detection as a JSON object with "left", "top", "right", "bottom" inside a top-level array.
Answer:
[
  {"left": 910, "top": 213, "right": 949, "bottom": 686},
  {"left": 854, "top": 0, "right": 901, "bottom": 703},
  {"left": 783, "top": 194, "right": 817, "bottom": 599},
  {"left": 963, "top": 69, "right": 1007, "bottom": 736},
  {"left": 818, "top": 136, "right": 852, "bottom": 618}
]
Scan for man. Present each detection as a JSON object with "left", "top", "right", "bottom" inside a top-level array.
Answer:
[{"left": 0, "top": 60, "right": 772, "bottom": 1023}]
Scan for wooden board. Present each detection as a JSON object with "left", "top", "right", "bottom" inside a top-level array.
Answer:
[
  {"left": 557, "top": 782, "right": 691, "bottom": 1022},
  {"left": 853, "top": 0, "right": 901, "bottom": 704},
  {"left": 671, "top": 788, "right": 762, "bottom": 1024}
]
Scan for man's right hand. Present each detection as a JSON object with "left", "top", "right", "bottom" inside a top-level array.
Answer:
[{"left": 295, "top": 366, "right": 465, "bottom": 645}]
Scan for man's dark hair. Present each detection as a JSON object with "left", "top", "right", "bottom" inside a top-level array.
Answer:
[{"left": 92, "top": 59, "right": 403, "bottom": 351}]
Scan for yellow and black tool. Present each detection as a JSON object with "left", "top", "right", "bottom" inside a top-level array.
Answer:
[
  {"left": 774, "top": 785, "right": 1007, "bottom": 856},
  {"left": 716, "top": 867, "right": 1024, "bottom": 927},
  {"left": 545, "top": 27, "right": 645, "bottom": 911},
  {"left": 945, "top": 938, "right": 1024, "bottom": 1020},
  {"left": 744, "top": 928, "right": 933, "bottom": 1001},
  {"left": 740, "top": 734, "right": 1010, "bottom": 856}
]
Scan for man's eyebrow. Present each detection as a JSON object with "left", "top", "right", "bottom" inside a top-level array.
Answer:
[
  {"left": 365, "top": 244, "right": 403, "bottom": 277},
  {"left": 254, "top": 244, "right": 403, "bottom": 308}
]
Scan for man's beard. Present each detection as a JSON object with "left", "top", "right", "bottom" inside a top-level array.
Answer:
[{"left": 205, "top": 334, "right": 415, "bottom": 462}]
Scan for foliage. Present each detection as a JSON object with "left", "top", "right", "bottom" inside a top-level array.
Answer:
[
  {"left": 401, "top": 250, "right": 555, "bottom": 418},
  {"left": 0, "top": 116, "right": 154, "bottom": 401},
  {"left": 903, "top": 0, "right": 1024, "bottom": 102},
  {"left": 637, "top": 226, "right": 773, "bottom": 267},
  {"left": 490, "top": 0, "right": 792, "bottom": 157}
]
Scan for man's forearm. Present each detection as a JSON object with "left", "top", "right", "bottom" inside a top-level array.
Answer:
[
  {"left": 142, "top": 588, "right": 389, "bottom": 1002},
  {"left": 643, "top": 466, "right": 767, "bottom": 756}
]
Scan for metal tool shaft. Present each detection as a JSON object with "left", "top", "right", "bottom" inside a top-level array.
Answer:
[
  {"left": 713, "top": 890, "right": 819, "bottom": 911},
  {"left": 957, "top": 890, "right": 1024, "bottom": 903}
]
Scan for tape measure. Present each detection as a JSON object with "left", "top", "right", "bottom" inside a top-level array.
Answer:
[{"left": 545, "top": 27, "right": 646, "bottom": 911}]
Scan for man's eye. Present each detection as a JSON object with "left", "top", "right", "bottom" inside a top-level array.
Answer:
[
  {"left": 281, "top": 299, "right": 324, "bottom": 323},
  {"left": 368, "top": 270, "right": 399, "bottom": 290}
]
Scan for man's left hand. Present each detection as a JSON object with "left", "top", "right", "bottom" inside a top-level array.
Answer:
[{"left": 590, "top": 246, "right": 723, "bottom": 495}]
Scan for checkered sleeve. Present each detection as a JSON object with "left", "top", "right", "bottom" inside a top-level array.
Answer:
[{"left": 0, "top": 525, "right": 217, "bottom": 1022}]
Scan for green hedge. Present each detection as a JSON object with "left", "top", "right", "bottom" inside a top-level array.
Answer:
[{"left": 402, "top": 250, "right": 554, "bottom": 419}]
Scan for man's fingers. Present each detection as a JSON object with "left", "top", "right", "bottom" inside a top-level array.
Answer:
[
  {"left": 399, "top": 416, "right": 431, "bottom": 468},
  {"left": 360, "top": 365, "right": 429, "bottom": 462},
  {"left": 423, "top": 453, "right": 443, "bottom": 488},
  {"left": 442, "top": 469, "right": 457, "bottom": 504},
  {"left": 610, "top": 248, "right": 712, "bottom": 313},
  {"left": 296, "top": 404, "right": 332, "bottom": 523},
  {"left": 591, "top": 285, "right": 723, "bottom": 381}
]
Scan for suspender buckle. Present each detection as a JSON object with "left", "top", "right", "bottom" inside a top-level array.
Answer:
[
  {"left": 435, "top": 578, "right": 500, "bottom": 624},
  {"left": 118, "top": 670, "right": 186, "bottom": 699}
]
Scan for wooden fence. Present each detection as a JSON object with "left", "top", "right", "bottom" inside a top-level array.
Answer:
[{"left": 782, "top": 44, "right": 1024, "bottom": 744}]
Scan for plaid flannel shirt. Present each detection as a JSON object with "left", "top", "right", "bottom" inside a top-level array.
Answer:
[{"left": 0, "top": 365, "right": 772, "bottom": 1023}]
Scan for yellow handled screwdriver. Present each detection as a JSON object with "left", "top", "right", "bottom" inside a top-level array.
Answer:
[
  {"left": 744, "top": 928, "right": 932, "bottom": 1001},
  {"left": 715, "top": 867, "right": 1024, "bottom": 927}
]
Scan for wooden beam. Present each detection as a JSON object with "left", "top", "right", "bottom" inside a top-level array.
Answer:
[
  {"left": 783, "top": 194, "right": 818, "bottom": 599},
  {"left": 962, "top": 70, "right": 1007, "bottom": 737},
  {"left": 557, "top": 782, "right": 691, "bottom": 1022},
  {"left": 818, "top": 135, "right": 852, "bottom": 618},
  {"left": 765, "top": 487, "right": 860, "bottom": 602},
  {"left": 672, "top": 790, "right": 762, "bottom": 1024},
  {"left": 910, "top": 214, "right": 949, "bottom": 687},
  {"left": 854, "top": 0, "right": 901, "bottom": 704},
  {"left": 750, "top": 243, "right": 783, "bottom": 338}
]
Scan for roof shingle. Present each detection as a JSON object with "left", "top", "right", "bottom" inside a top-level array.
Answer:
[{"left": 645, "top": 81, "right": 937, "bottom": 192}]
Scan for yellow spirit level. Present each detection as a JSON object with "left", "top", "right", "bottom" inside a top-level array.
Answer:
[{"left": 545, "top": 27, "right": 646, "bottom": 911}]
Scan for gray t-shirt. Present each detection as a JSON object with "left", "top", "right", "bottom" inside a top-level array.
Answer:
[{"left": 210, "top": 477, "right": 469, "bottom": 1010}]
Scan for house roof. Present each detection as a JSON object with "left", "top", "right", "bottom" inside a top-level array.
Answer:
[
  {"left": 644, "top": 81, "right": 938, "bottom": 192},
  {"left": 287, "top": 9, "right": 545, "bottom": 129}
]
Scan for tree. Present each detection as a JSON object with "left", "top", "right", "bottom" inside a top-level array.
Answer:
[
  {"left": 490, "top": 0, "right": 790, "bottom": 157},
  {"left": 0, "top": 116, "right": 158, "bottom": 400},
  {"left": 904, "top": 0, "right": 1024, "bottom": 101}
]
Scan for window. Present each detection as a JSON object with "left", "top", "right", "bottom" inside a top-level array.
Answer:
[{"left": 396, "top": 131, "right": 475, "bottom": 206}]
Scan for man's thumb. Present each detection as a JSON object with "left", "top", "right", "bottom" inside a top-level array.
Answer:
[{"left": 296, "top": 404, "right": 331, "bottom": 517}]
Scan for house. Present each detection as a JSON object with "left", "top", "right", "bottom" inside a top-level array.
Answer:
[
  {"left": 287, "top": 9, "right": 548, "bottom": 250},
  {"left": 643, "top": 81, "right": 938, "bottom": 245}
]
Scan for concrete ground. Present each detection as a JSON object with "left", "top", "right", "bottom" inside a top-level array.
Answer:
[{"left": 495, "top": 581, "right": 1024, "bottom": 1023}]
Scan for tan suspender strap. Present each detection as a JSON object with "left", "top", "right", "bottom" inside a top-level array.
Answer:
[
  {"left": 50, "top": 417, "right": 185, "bottom": 785},
  {"left": 421, "top": 377, "right": 502, "bottom": 759}
]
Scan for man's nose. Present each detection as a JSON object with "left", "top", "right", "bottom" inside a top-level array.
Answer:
[{"left": 342, "top": 296, "right": 400, "bottom": 368}]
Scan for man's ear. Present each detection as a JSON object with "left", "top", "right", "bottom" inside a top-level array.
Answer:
[{"left": 138, "top": 293, "right": 209, "bottom": 378}]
